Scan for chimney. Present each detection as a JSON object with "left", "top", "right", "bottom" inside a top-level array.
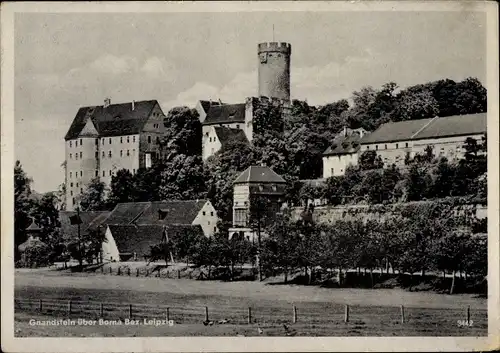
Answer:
[
  {"left": 132, "top": 100, "right": 135, "bottom": 111},
  {"left": 104, "top": 97, "right": 111, "bottom": 108}
]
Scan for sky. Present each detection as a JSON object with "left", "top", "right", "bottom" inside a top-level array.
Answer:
[{"left": 14, "top": 10, "right": 486, "bottom": 193}]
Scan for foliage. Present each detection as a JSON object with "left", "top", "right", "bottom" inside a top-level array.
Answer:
[
  {"left": 14, "top": 161, "right": 33, "bottom": 259},
  {"left": 158, "top": 154, "right": 207, "bottom": 200},
  {"left": 161, "top": 106, "right": 202, "bottom": 156},
  {"left": 108, "top": 169, "right": 135, "bottom": 207},
  {"left": 79, "top": 177, "right": 108, "bottom": 211},
  {"left": 359, "top": 151, "right": 384, "bottom": 171}
]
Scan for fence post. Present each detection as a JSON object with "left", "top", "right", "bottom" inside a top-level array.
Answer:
[
  {"left": 118, "top": 267, "right": 121, "bottom": 276},
  {"left": 136, "top": 268, "right": 139, "bottom": 277},
  {"left": 205, "top": 306, "right": 209, "bottom": 321},
  {"left": 67, "top": 300, "right": 72, "bottom": 315},
  {"left": 466, "top": 305, "right": 471, "bottom": 323},
  {"left": 248, "top": 307, "right": 252, "bottom": 324},
  {"left": 177, "top": 270, "right": 180, "bottom": 279},
  {"left": 39, "top": 299, "right": 43, "bottom": 312},
  {"left": 101, "top": 266, "right": 104, "bottom": 273},
  {"left": 400, "top": 305, "right": 405, "bottom": 324},
  {"left": 128, "top": 268, "right": 131, "bottom": 276},
  {"left": 109, "top": 267, "right": 112, "bottom": 274},
  {"left": 129, "top": 304, "right": 133, "bottom": 319},
  {"left": 146, "top": 269, "right": 149, "bottom": 277},
  {"left": 166, "top": 307, "right": 170, "bottom": 322},
  {"left": 293, "top": 305, "right": 297, "bottom": 323},
  {"left": 100, "top": 303, "right": 104, "bottom": 317},
  {"left": 344, "top": 304, "right": 349, "bottom": 323}
]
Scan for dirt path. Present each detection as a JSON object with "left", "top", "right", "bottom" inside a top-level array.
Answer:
[{"left": 15, "top": 271, "right": 486, "bottom": 309}]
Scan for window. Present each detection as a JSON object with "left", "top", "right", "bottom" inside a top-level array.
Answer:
[
  {"left": 133, "top": 136, "right": 136, "bottom": 143},
  {"left": 70, "top": 182, "right": 73, "bottom": 187},
  {"left": 109, "top": 170, "right": 112, "bottom": 176},
  {"left": 70, "top": 141, "right": 72, "bottom": 148},
  {"left": 132, "top": 168, "right": 136, "bottom": 174},
  {"left": 80, "top": 139, "right": 82, "bottom": 145},
  {"left": 132, "top": 149, "right": 135, "bottom": 154},
  {"left": 72, "top": 197, "right": 75, "bottom": 205},
  {"left": 331, "top": 168, "right": 334, "bottom": 175},
  {"left": 405, "top": 142, "right": 409, "bottom": 148},
  {"left": 366, "top": 146, "right": 370, "bottom": 150},
  {"left": 70, "top": 191, "right": 73, "bottom": 196},
  {"left": 80, "top": 188, "right": 83, "bottom": 193},
  {"left": 103, "top": 170, "right": 105, "bottom": 177},
  {"left": 95, "top": 138, "right": 98, "bottom": 145},
  {"left": 108, "top": 151, "right": 112, "bottom": 158},
  {"left": 109, "top": 138, "right": 112, "bottom": 144},
  {"left": 156, "top": 136, "right": 160, "bottom": 144},
  {"left": 209, "top": 137, "right": 211, "bottom": 142},
  {"left": 396, "top": 143, "right": 399, "bottom": 149},
  {"left": 95, "top": 170, "right": 98, "bottom": 177},
  {"left": 70, "top": 153, "right": 72, "bottom": 159},
  {"left": 236, "top": 124, "right": 240, "bottom": 129},
  {"left": 214, "top": 226, "right": 217, "bottom": 232},
  {"left": 94, "top": 152, "right": 98, "bottom": 159},
  {"left": 80, "top": 171, "right": 83, "bottom": 177},
  {"left": 127, "top": 136, "right": 130, "bottom": 143},
  {"left": 127, "top": 150, "right": 130, "bottom": 156},
  {"left": 148, "top": 136, "right": 152, "bottom": 144},
  {"left": 376, "top": 145, "right": 378, "bottom": 150},
  {"left": 210, "top": 211, "right": 214, "bottom": 216},
  {"left": 102, "top": 139, "right": 105, "bottom": 145},
  {"left": 120, "top": 137, "right": 123, "bottom": 143},
  {"left": 385, "top": 144, "right": 388, "bottom": 149},
  {"left": 202, "top": 211, "right": 206, "bottom": 216},
  {"left": 70, "top": 172, "right": 72, "bottom": 178},
  {"left": 120, "top": 150, "right": 123, "bottom": 157},
  {"left": 79, "top": 151, "right": 82, "bottom": 158},
  {"left": 75, "top": 154, "right": 78, "bottom": 160},
  {"left": 76, "top": 182, "right": 79, "bottom": 187},
  {"left": 102, "top": 151, "right": 105, "bottom": 158},
  {"left": 75, "top": 140, "right": 78, "bottom": 147}
]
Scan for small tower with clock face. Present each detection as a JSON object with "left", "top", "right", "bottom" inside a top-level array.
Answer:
[{"left": 257, "top": 42, "right": 292, "bottom": 103}]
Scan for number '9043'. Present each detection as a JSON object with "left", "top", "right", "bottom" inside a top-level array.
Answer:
[{"left": 457, "top": 320, "right": 473, "bottom": 327}]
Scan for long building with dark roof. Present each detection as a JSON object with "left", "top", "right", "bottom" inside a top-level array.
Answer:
[{"left": 64, "top": 98, "right": 166, "bottom": 210}]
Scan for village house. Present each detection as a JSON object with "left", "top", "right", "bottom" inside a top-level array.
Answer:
[
  {"left": 101, "top": 199, "right": 219, "bottom": 238},
  {"left": 229, "top": 165, "right": 287, "bottom": 242},
  {"left": 64, "top": 98, "right": 166, "bottom": 211}
]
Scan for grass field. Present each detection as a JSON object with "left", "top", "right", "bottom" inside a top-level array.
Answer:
[{"left": 14, "top": 270, "right": 487, "bottom": 337}]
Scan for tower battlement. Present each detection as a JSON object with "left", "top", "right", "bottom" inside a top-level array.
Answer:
[{"left": 258, "top": 42, "right": 292, "bottom": 54}]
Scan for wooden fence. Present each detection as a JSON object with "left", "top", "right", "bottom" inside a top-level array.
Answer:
[{"left": 15, "top": 297, "right": 482, "bottom": 328}]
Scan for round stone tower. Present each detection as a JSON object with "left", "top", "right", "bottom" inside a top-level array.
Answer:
[{"left": 257, "top": 42, "right": 291, "bottom": 102}]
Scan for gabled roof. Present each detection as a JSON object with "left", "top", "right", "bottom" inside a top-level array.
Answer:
[
  {"left": 26, "top": 219, "right": 42, "bottom": 232},
  {"left": 65, "top": 100, "right": 158, "bottom": 140},
  {"left": 360, "top": 118, "right": 434, "bottom": 144},
  {"left": 412, "top": 113, "right": 487, "bottom": 140},
  {"left": 214, "top": 126, "right": 249, "bottom": 147},
  {"left": 18, "top": 237, "right": 47, "bottom": 252},
  {"left": 59, "top": 211, "right": 110, "bottom": 241},
  {"left": 233, "top": 166, "right": 286, "bottom": 184},
  {"left": 203, "top": 103, "right": 246, "bottom": 125},
  {"left": 198, "top": 100, "right": 223, "bottom": 114},
  {"left": 107, "top": 224, "right": 165, "bottom": 256},
  {"left": 323, "top": 129, "right": 366, "bottom": 156},
  {"left": 102, "top": 200, "right": 209, "bottom": 226}
]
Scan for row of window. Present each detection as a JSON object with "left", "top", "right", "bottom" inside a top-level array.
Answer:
[
  {"left": 366, "top": 142, "right": 410, "bottom": 151},
  {"left": 69, "top": 168, "right": 137, "bottom": 182},
  {"left": 201, "top": 211, "right": 215, "bottom": 217},
  {"left": 69, "top": 135, "right": 160, "bottom": 148},
  {"left": 69, "top": 149, "right": 137, "bottom": 160}
]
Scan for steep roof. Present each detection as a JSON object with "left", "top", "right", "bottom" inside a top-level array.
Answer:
[
  {"left": 59, "top": 211, "right": 110, "bottom": 241},
  {"left": 65, "top": 100, "right": 158, "bottom": 140},
  {"left": 107, "top": 224, "right": 165, "bottom": 256},
  {"left": 360, "top": 118, "right": 433, "bottom": 144},
  {"left": 323, "top": 130, "right": 366, "bottom": 156},
  {"left": 102, "top": 200, "right": 208, "bottom": 226},
  {"left": 203, "top": 103, "right": 246, "bottom": 125},
  {"left": 233, "top": 166, "right": 286, "bottom": 184},
  {"left": 214, "top": 126, "right": 249, "bottom": 147},
  {"left": 198, "top": 100, "right": 223, "bottom": 114},
  {"left": 412, "top": 113, "right": 487, "bottom": 140}
]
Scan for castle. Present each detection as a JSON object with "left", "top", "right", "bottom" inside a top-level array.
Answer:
[{"left": 197, "top": 41, "right": 292, "bottom": 160}]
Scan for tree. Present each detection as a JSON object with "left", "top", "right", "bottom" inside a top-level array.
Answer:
[
  {"left": 390, "top": 88, "right": 439, "bottom": 121},
  {"left": 405, "top": 164, "right": 431, "bottom": 201},
  {"left": 359, "top": 151, "right": 383, "bottom": 171},
  {"left": 158, "top": 154, "right": 207, "bottom": 200},
  {"left": 161, "top": 106, "right": 202, "bottom": 156},
  {"left": 108, "top": 169, "right": 135, "bottom": 206},
  {"left": 79, "top": 177, "right": 108, "bottom": 211},
  {"left": 14, "top": 161, "right": 33, "bottom": 261}
]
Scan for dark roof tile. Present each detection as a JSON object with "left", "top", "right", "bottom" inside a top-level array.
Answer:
[
  {"left": 413, "top": 113, "right": 487, "bottom": 140},
  {"left": 65, "top": 100, "right": 158, "bottom": 140},
  {"left": 233, "top": 166, "right": 286, "bottom": 184},
  {"left": 214, "top": 127, "right": 249, "bottom": 147},
  {"left": 203, "top": 103, "right": 245, "bottom": 125}
]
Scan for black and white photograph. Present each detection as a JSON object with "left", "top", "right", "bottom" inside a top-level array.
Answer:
[{"left": 1, "top": 1, "right": 499, "bottom": 352}]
